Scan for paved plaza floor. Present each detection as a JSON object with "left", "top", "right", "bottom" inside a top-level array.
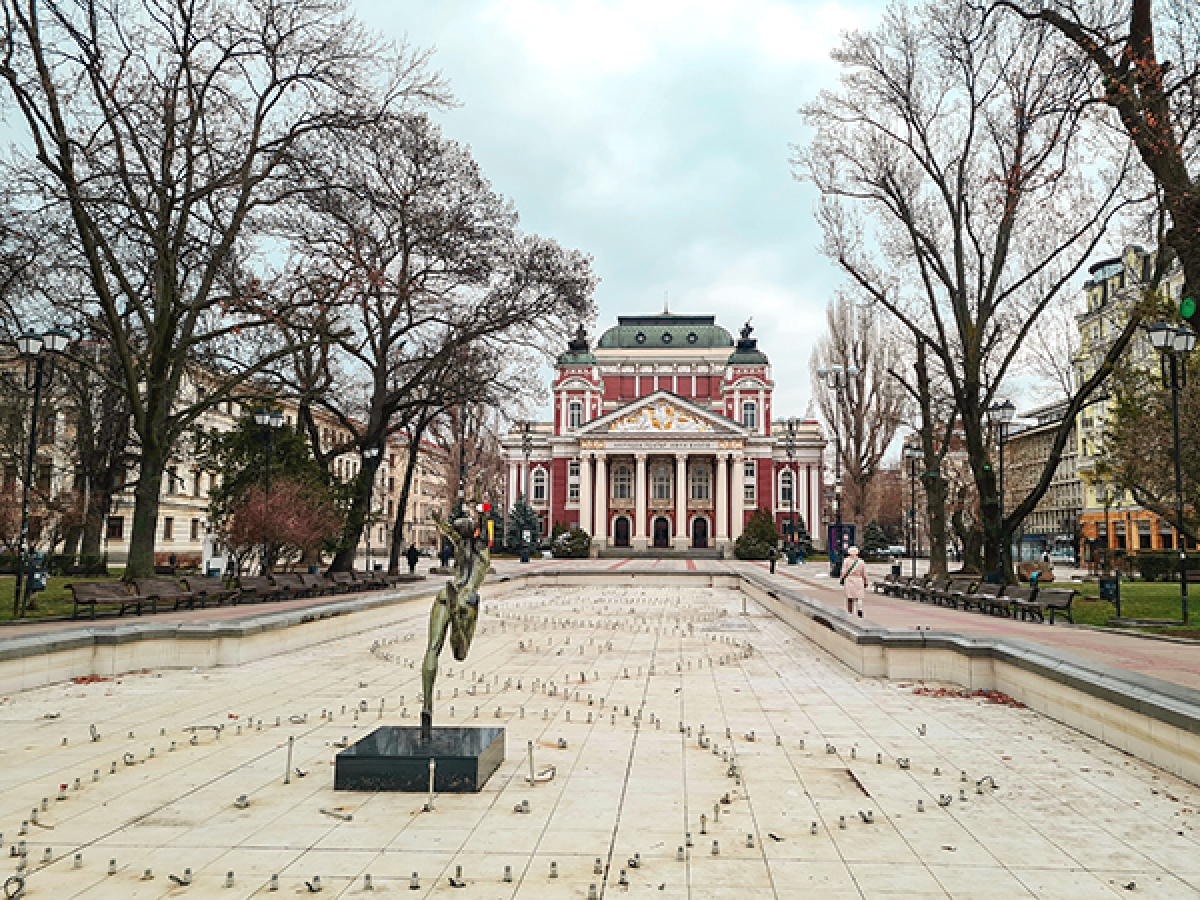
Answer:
[{"left": 3, "top": 581, "right": 1200, "bottom": 898}]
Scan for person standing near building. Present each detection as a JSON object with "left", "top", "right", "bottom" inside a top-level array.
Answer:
[
  {"left": 406, "top": 543, "right": 420, "bottom": 575},
  {"left": 841, "top": 545, "right": 867, "bottom": 617}
]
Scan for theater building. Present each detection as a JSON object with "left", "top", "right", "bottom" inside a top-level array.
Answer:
[{"left": 500, "top": 311, "right": 825, "bottom": 553}]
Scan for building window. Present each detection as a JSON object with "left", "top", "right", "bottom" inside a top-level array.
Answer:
[
  {"left": 163, "top": 517, "right": 174, "bottom": 541},
  {"left": 652, "top": 465, "right": 672, "bottom": 500},
  {"left": 531, "top": 468, "right": 548, "bottom": 504},
  {"left": 780, "top": 470, "right": 795, "bottom": 506},
  {"left": 743, "top": 460, "right": 756, "bottom": 503},
  {"left": 388, "top": 477, "right": 395, "bottom": 493},
  {"left": 107, "top": 516, "right": 124, "bottom": 541},
  {"left": 190, "top": 518, "right": 201, "bottom": 541},
  {"left": 193, "top": 472, "right": 202, "bottom": 497},
  {"left": 690, "top": 466, "right": 711, "bottom": 501},
  {"left": 568, "top": 400, "right": 583, "bottom": 429},
  {"left": 568, "top": 460, "right": 581, "bottom": 502},
  {"left": 742, "top": 401, "right": 757, "bottom": 429},
  {"left": 613, "top": 466, "right": 632, "bottom": 500}
]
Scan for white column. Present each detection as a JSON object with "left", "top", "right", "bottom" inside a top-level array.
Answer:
[
  {"left": 810, "top": 464, "right": 820, "bottom": 546},
  {"left": 674, "top": 453, "right": 688, "bottom": 549},
  {"left": 579, "top": 453, "right": 592, "bottom": 537},
  {"left": 508, "top": 462, "right": 518, "bottom": 509},
  {"left": 594, "top": 453, "right": 607, "bottom": 543},
  {"left": 731, "top": 453, "right": 745, "bottom": 540},
  {"left": 716, "top": 454, "right": 729, "bottom": 543},
  {"left": 758, "top": 389, "right": 766, "bottom": 435},
  {"left": 634, "top": 454, "right": 648, "bottom": 549}
]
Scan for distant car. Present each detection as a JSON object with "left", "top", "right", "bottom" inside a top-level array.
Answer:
[{"left": 885, "top": 545, "right": 907, "bottom": 557}]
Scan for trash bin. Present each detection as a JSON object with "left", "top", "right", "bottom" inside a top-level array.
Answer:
[
  {"left": 891, "top": 562, "right": 901, "bottom": 577},
  {"left": 29, "top": 551, "right": 48, "bottom": 594}
]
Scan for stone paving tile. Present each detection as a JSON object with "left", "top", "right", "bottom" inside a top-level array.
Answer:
[{"left": 2, "top": 581, "right": 1200, "bottom": 899}]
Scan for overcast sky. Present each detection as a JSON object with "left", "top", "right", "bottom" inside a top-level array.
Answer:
[{"left": 356, "top": 0, "right": 880, "bottom": 418}]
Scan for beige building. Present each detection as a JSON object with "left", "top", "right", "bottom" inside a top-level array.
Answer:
[
  {"left": 0, "top": 357, "right": 448, "bottom": 571},
  {"left": 1003, "top": 400, "right": 1082, "bottom": 561},
  {"left": 1074, "top": 244, "right": 1187, "bottom": 559}
]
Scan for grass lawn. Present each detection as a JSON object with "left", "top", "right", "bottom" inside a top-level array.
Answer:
[
  {"left": 0, "top": 573, "right": 125, "bottom": 623},
  {"left": 1067, "top": 579, "right": 1198, "bottom": 635}
]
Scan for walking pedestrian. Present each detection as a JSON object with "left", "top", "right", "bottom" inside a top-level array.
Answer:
[
  {"left": 406, "top": 543, "right": 420, "bottom": 575},
  {"left": 768, "top": 547, "right": 777, "bottom": 574},
  {"left": 439, "top": 541, "right": 452, "bottom": 569},
  {"left": 840, "top": 545, "right": 868, "bottom": 618}
]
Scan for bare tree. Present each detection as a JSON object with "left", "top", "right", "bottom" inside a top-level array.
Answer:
[
  {"left": 810, "top": 293, "right": 907, "bottom": 529},
  {"left": 0, "top": 0, "right": 443, "bottom": 577},
  {"left": 994, "top": 0, "right": 1200, "bottom": 325},
  {"left": 890, "top": 337, "right": 960, "bottom": 575},
  {"left": 796, "top": 0, "right": 1146, "bottom": 576},
  {"left": 286, "top": 113, "right": 595, "bottom": 571}
]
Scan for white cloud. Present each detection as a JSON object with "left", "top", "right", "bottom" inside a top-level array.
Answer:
[{"left": 354, "top": 0, "right": 881, "bottom": 417}]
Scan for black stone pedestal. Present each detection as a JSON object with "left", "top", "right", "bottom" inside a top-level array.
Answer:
[{"left": 334, "top": 726, "right": 505, "bottom": 792}]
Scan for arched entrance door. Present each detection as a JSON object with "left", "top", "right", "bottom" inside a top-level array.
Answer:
[
  {"left": 653, "top": 517, "right": 670, "bottom": 548},
  {"left": 614, "top": 517, "right": 630, "bottom": 548},
  {"left": 692, "top": 517, "right": 709, "bottom": 549}
]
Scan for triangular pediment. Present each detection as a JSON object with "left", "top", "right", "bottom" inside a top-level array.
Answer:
[{"left": 578, "top": 391, "right": 746, "bottom": 436}]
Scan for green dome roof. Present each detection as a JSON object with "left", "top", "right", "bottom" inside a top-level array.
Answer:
[{"left": 596, "top": 314, "right": 734, "bottom": 350}]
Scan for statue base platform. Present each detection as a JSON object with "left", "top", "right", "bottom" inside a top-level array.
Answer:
[{"left": 334, "top": 726, "right": 505, "bottom": 792}]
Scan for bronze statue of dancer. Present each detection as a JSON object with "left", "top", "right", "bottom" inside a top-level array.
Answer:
[{"left": 421, "top": 508, "right": 490, "bottom": 737}]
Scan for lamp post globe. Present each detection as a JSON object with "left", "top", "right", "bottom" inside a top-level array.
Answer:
[
  {"left": 1176, "top": 324, "right": 1196, "bottom": 354},
  {"left": 16, "top": 330, "right": 43, "bottom": 356},
  {"left": 42, "top": 327, "right": 71, "bottom": 353},
  {"left": 254, "top": 408, "right": 270, "bottom": 427}
]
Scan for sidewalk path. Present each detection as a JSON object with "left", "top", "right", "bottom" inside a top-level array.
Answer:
[
  {"left": 5, "top": 556, "right": 1197, "bottom": 694},
  {"left": 742, "top": 559, "right": 1200, "bottom": 691}
]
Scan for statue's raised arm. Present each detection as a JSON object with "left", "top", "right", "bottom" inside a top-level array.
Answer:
[{"left": 431, "top": 509, "right": 464, "bottom": 556}]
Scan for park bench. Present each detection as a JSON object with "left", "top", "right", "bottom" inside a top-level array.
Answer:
[
  {"left": 133, "top": 578, "right": 203, "bottom": 611},
  {"left": 270, "top": 573, "right": 309, "bottom": 599},
  {"left": 351, "top": 570, "right": 389, "bottom": 590},
  {"left": 960, "top": 582, "right": 1003, "bottom": 614},
  {"left": 995, "top": 585, "right": 1036, "bottom": 618},
  {"left": 903, "top": 576, "right": 933, "bottom": 602},
  {"left": 183, "top": 578, "right": 236, "bottom": 607},
  {"left": 932, "top": 577, "right": 976, "bottom": 608},
  {"left": 873, "top": 572, "right": 898, "bottom": 594},
  {"left": 328, "top": 572, "right": 361, "bottom": 593},
  {"left": 888, "top": 575, "right": 912, "bottom": 597},
  {"left": 298, "top": 573, "right": 335, "bottom": 595},
  {"left": 1021, "top": 587, "right": 1077, "bottom": 624},
  {"left": 915, "top": 578, "right": 950, "bottom": 604},
  {"left": 68, "top": 581, "right": 144, "bottom": 619},
  {"left": 235, "top": 576, "right": 285, "bottom": 603}
]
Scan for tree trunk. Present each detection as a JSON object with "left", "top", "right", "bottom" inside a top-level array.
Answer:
[
  {"left": 126, "top": 461, "right": 164, "bottom": 579},
  {"left": 388, "top": 433, "right": 424, "bottom": 575},
  {"left": 924, "top": 469, "right": 949, "bottom": 576},
  {"left": 911, "top": 341, "right": 950, "bottom": 577},
  {"left": 328, "top": 453, "right": 384, "bottom": 573},
  {"left": 80, "top": 495, "right": 106, "bottom": 558}
]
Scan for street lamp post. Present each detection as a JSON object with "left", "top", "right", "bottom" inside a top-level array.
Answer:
[
  {"left": 1148, "top": 321, "right": 1196, "bottom": 623},
  {"left": 984, "top": 400, "right": 1016, "bottom": 583},
  {"left": 783, "top": 418, "right": 799, "bottom": 562},
  {"left": 361, "top": 445, "right": 381, "bottom": 574},
  {"left": 12, "top": 327, "right": 71, "bottom": 618},
  {"left": 814, "top": 363, "right": 859, "bottom": 576},
  {"left": 904, "top": 444, "right": 924, "bottom": 578},
  {"left": 519, "top": 422, "right": 533, "bottom": 564},
  {"left": 253, "top": 408, "right": 284, "bottom": 575}
]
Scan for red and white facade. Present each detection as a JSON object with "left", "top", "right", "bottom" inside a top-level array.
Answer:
[{"left": 502, "top": 313, "right": 825, "bottom": 553}]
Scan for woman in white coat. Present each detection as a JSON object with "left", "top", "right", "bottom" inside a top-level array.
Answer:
[{"left": 841, "top": 546, "right": 868, "bottom": 617}]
